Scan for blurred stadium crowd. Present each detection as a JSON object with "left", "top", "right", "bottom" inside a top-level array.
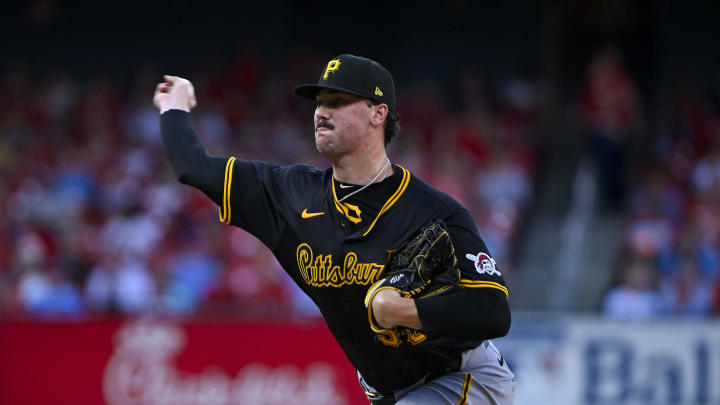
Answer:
[
  {"left": 597, "top": 53, "right": 720, "bottom": 319},
  {"left": 2, "top": 46, "right": 719, "bottom": 320},
  {"left": 0, "top": 52, "right": 540, "bottom": 319}
]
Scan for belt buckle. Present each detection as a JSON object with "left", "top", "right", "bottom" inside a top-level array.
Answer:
[
  {"left": 367, "top": 392, "right": 396, "bottom": 405},
  {"left": 427, "top": 352, "right": 462, "bottom": 382}
]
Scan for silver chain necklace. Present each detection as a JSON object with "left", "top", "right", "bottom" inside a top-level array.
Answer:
[{"left": 336, "top": 157, "right": 392, "bottom": 203}]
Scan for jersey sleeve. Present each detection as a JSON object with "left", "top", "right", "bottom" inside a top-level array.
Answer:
[
  {"left": 219, "top": 158, "right": 288, "bottom": 249},
  {"left": 161, "top": 109, "right": 286, "bottom": 249},
  {"left": 413, "top": 208, "right": 511, "bottom": 340},
  {"left": 446, "top": 209, "right": 508, "bottom": 298}
]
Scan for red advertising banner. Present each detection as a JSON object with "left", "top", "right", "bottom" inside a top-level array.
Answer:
[{"left": 0, "top": 320, "right": 368, "bottom": 405}]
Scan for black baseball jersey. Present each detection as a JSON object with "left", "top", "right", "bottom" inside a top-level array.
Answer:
[{"left": 161, "top": 110, "right": 510, "bottom": 393}]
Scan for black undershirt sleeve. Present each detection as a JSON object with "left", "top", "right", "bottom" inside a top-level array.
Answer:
[
  {"left": 414, "top": 288, "right": 511, "bottom": 340},
  {"left": 160, "top": 109, "right": 227, "bottom": 205}
]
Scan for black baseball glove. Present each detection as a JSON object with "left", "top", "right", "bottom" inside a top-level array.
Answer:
[{"left": 364, "top": 219, "right": 461, "bottom": 346}]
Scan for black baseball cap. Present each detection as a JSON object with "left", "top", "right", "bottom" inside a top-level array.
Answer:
[{"left": 294, "top": 54, "right": 396, "bottom": 112}]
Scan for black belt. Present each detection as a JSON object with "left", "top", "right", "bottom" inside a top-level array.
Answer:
[
  {"left": 426, "top": 353, "right": 462, "bottom": 382},
  {"left": 368, "top": 354, "right": 462, "bottom": 405}
]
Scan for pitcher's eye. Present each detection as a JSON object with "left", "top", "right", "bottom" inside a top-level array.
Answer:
[
  {"left": 317, "top": 98, "right": 346, "bottom": 108},
  {"left": 329, "top": 98, "right": 348, "bottom": 108}
]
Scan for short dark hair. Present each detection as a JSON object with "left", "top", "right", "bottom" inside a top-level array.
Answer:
[{"left": 367, "top": 100, "right": 401, "bottom": 146}]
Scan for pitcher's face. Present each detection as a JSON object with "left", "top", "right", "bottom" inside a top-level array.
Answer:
[{"left": 314, "top": 90, "right": 373, "bottom": 158}]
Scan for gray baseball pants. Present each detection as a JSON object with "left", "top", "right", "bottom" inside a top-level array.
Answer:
[
  {"left": 363, "top": 341, "right": 515, "bottom": 405},
  {"left": 396, "top": 341, "right": 514, "bottom": 405}
]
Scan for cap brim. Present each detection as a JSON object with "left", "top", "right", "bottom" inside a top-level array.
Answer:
[{"left": 293, "top": 84, "right": 372, "bottom": 101}]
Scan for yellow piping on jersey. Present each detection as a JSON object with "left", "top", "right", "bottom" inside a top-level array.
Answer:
[
  {"left": 331, "top": 180, "right": 344, "bottom": 214},
  {"left": 417, "top": 285, "right": 453, "bottom": 299},
  {"left": 219, "top": 157, "right": 237, "bottom": 224},
  {"left": 330, "top": 165, "right": 410, "bottom": 235},
  {"left": 331, "top": 177, "right": 363, "bottom": 223},
  {"left": 364, "top": 280, "right": 403, "bottom": 347},
  {"left": 361, "top": 165, "right": 410, "bottom": 237},
  {"left": 456, "top": 374, "right": 472, "bottom": 405},
  {"left": 459, "top": 279, "right": 509, "bottom": 298}
]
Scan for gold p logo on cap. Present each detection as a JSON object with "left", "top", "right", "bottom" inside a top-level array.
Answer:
[{"left": 323, "top": 59, "right": 341, "bottom": 80}]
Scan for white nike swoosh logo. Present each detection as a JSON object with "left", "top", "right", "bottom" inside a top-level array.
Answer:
[{"left": 339, "top": 184, "right": 355, "bottom": 189}]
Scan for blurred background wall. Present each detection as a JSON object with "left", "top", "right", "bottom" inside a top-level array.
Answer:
[{"left": 1, "top": 1, "right": 720, "bottom": 404}]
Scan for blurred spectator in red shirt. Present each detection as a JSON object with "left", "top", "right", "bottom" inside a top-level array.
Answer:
[{"left": 582, "top": 47, "right": 642, "bottom": 209}]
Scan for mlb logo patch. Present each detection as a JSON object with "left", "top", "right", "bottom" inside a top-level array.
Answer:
[{"left": 466, "top": 252, "right": 501, "bottom": 276}]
